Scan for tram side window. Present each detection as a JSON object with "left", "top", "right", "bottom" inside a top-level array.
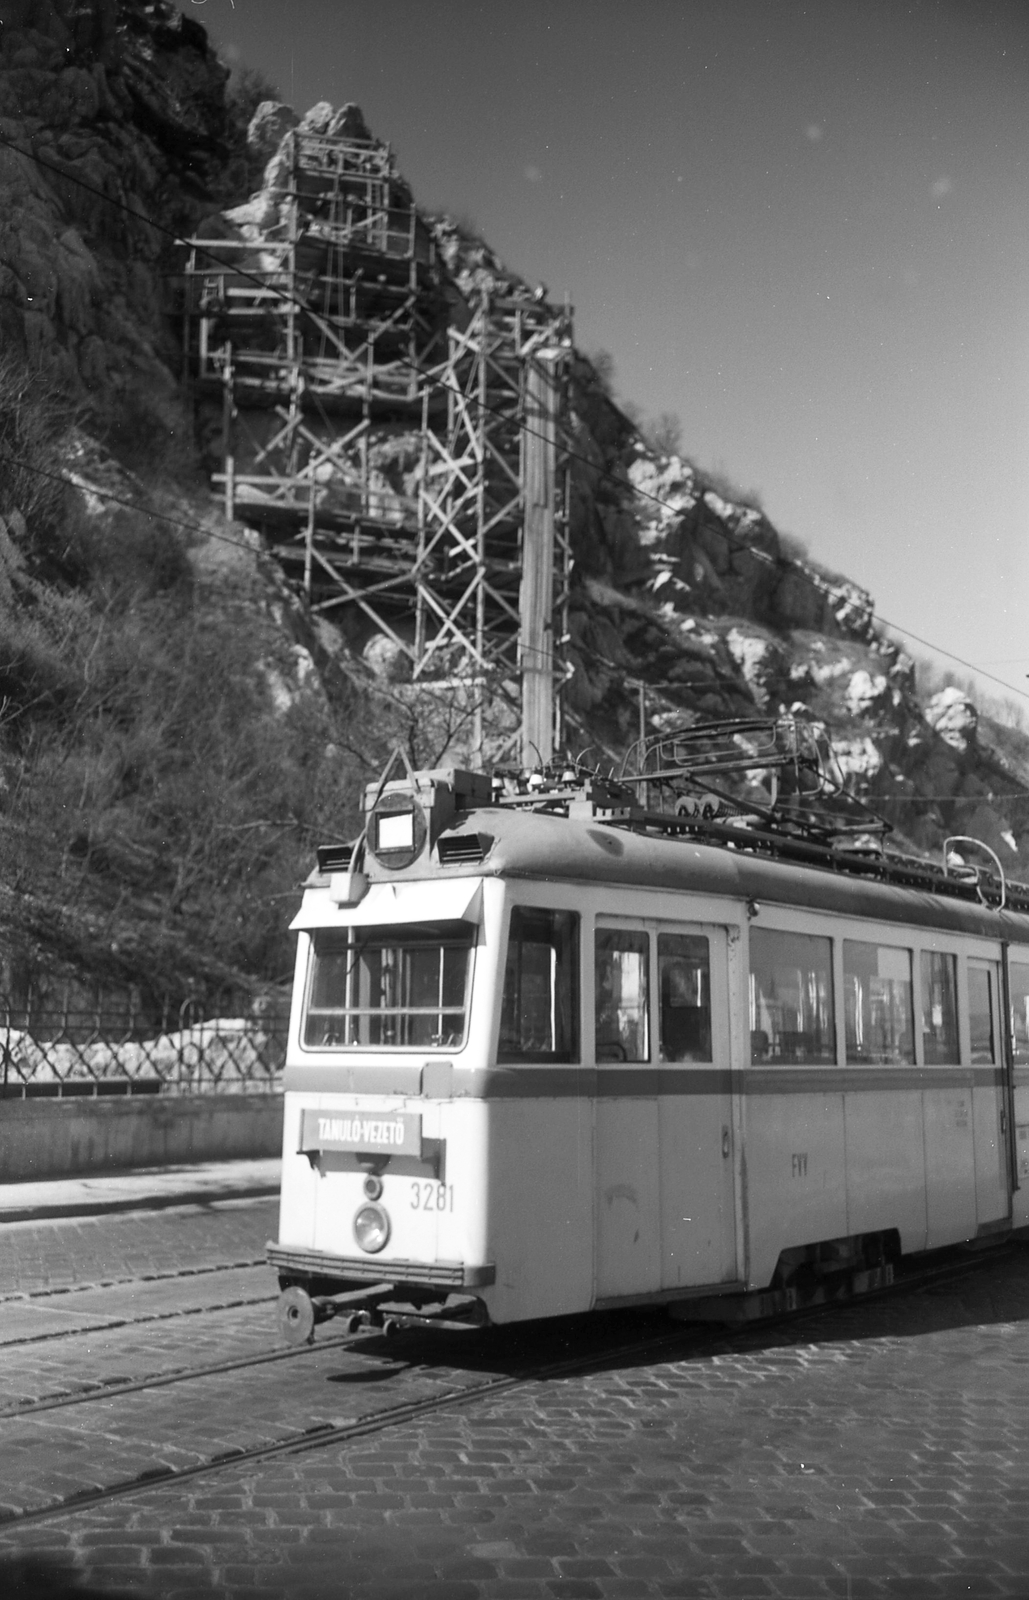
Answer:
[
  {"left": 498, "top": 908, "right": 580, "bottom": 1063},
  {"left": 843, "top": 941, "right": 914, "bottom": 1065},
  {"left": 749, "top": 928, "right": 835, "bottom": 1065},
  {"left": 595, "top": 930, "right": 649, "bottom": 1062},
  {"left": 658, "top": 933, "right": 711, "bottom": 1062},
  {"left": 920, "top": 950, "right": 958, "bottom": 1064},
  {"left": 1009, "top": 965, "right": 1029, "bottom": 1065},
  {"left": 968, "top": 965, "right": 997, "bottom": 1065}
]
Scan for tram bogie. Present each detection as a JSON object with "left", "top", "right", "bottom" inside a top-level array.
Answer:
[{"left": 270, "top": 751, "right": 1029, "bottom": 1336}]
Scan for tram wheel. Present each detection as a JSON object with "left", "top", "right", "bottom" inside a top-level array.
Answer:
[{"left": 277, "top": 1285, "right": 316, "bottom": 1346}]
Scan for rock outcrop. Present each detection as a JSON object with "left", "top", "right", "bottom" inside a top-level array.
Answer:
[
  {"left": 1, "top": 7, "right": 1028, "bottom": 1004},
  {"left": 0, "top": 0, "right": 231, "bottom": 466}
]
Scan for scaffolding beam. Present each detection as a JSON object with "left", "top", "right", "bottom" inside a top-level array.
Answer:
[{"left": 180, "top": 124, "right": 572, "bottom": 767}]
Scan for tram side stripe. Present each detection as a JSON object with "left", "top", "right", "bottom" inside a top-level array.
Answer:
[{"left": 284, "top": 1064, "right": 1004, "bottom": 1098}]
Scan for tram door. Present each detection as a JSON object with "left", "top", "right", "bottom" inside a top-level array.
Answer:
[
  {"left": 594, "top": 919, "right": 738, "bottom": 1301},
  {"left": 970, "top": 957, "right": 1012, "bottom": 1225}
]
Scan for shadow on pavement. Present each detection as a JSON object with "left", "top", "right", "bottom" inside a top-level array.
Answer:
[
  {"left": 324, "top": 1237, "right": 1029, "bottom": 1384},
  {"left": 0, "top": 1557, "right": 137, "bottom": 1598}
]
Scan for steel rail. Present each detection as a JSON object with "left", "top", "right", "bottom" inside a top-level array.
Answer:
[
  {"left": 0, "top": 1257, "right": 268, "bottom": 1307},
  {"left": 0, "top": 1283, "right": 277, "bottom": 1351},
  {"left": 0, "top": 1243, "right": 1013, "bottom": 1532},
  {"left": 0, "top": 1327, "right": 375, "bottom": 1420},
  {"left": 0, "top": 1326, "right": 700, "bottom": 1531}
]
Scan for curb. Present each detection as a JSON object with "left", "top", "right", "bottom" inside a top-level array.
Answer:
[{"left": 0, "top": 1181, "right": 281, "bottom": 1226}]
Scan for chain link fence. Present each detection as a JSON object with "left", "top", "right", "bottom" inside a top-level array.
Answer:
[{"left": 0, "top": 985, "right": 291, "bottom": 1098}]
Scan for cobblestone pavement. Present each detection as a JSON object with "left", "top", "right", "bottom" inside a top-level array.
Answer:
[
  {"left": 0, "top": 1198, "right": 509, "bottom": 1527},
  {"left": 0, "top": 1304, "right": 501, "bottom": 1521},
  {"left": 0, "top": 1197, "right": 279, "bottom": 1297},
  {"left": 0, "top": 1215, "right": 1025, "bottom": 1597}
]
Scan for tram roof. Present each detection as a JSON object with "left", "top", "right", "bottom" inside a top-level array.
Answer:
[{"left": 431, "top": 806, "right": 1029, "bottom": 945}]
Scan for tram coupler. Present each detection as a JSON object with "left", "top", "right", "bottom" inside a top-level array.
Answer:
[
  {"left": 276, "top": 1282, "right": 393, "bottom": 1346},
  {"left": 314, "top": 1284, "right": 394, "bottom": 1332}
]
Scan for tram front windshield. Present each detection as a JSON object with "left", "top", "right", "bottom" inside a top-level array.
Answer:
[{"left": 304, "top": 923, "right": 473, "bottom": 1049}]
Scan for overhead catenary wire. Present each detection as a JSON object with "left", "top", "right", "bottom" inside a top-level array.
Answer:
[
  {"left": 1, "top": 451, "right": 265, "bottom": 558},
  {"left": 0, "top": 128, "right": 1025, "bottom": 707},
  {"left": 883, "top": 795, "right": 1029, "bottom": 805},
  {"left": 2, "top": 457, "right": 1025, "bottom": 817}
]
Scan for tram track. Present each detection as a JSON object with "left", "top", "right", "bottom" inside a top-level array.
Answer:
[
  {"left": 0, "top": 1256, "right": 268, "bottom": 1306},
  {"left": 0, "top": 1260, "right": 276, "bottom": 1349},
  {"left": 0, "top": 1288, "right": 277, "bottom": 1349},
  {"left": 0, "top": 1326, "right": 367, "bottom": 1419},
  {"left": 0, "top": 1319, "right": 697, "bottom": 1532},
  {"left": 0, "top": 1239, "right": 1013, "bottom": 1534}
]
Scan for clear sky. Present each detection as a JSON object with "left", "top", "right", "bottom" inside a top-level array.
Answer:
[{"left": 182, "top": 0, "right": 1029, "bottom": 707}]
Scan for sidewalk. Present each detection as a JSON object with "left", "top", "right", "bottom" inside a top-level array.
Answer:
[{"left": 0, "top": 1157, "right": 281, "bottom": 1224}]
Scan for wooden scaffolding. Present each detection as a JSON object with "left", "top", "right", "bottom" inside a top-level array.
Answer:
[{"left": 180, "top": 123, "right": 573, "bottom": 766}]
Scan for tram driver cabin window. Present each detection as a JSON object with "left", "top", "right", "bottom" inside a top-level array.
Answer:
[
  {"left": 749, "top": 928, "right": 835, "bottom": 1064},
  {"left": 498, "top": 908, "right": 580, "bottom": 1063},
  {"left": 303, "top": 924, "right": 473, "bottom": 1049}
]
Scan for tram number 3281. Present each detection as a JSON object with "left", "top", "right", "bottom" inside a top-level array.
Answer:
[{"left": 410, "top": 1181, "right": 454, "bottom": 1212}]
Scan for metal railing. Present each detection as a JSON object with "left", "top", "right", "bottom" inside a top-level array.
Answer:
[{"left": 0, "top": 988, "right": 291, "bottom": 1098}]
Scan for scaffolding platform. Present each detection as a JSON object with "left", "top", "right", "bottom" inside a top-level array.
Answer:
[{"left": 179, "top": 122, "right": 573, "bottom": 764}]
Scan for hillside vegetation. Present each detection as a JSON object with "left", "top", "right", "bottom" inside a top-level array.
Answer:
[{"left": 1, "top": 0, "right": 1028, "bottom": 1010}]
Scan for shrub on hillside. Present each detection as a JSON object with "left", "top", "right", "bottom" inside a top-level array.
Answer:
[
  {"left": 0, "top": 348, "right": 363, "bottom": 987},
  {"left": 0, "top": 355, "right": 78, "bottom": 565},
  {"left": 2, "top": 565, "right": 364, "bottom": 983},
  {"left": 62, "top": 503, "right": 193, "bottom": 610},
  {"left": 90, "top": 371, "right": 203, "bottom": 486}
]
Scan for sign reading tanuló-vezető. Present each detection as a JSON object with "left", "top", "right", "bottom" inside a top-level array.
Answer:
[{"left": 299, "top": 1108, "right": 421, "bottom": 1158}]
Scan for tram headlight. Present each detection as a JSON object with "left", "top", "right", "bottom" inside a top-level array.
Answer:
[{"left": 353, "top": 1201, "right": 391, "bottom": 1254}]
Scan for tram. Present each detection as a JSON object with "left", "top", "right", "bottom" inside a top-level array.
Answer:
[{"left": 269, "top": 719, "right": 1029, "bottom": 1341}]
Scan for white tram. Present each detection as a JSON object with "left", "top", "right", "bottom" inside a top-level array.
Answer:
[{"left": 269, "top": 753, "right": 1029, "bottom": 1340}]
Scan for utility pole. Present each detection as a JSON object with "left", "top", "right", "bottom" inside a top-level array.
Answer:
[{"left": 520, "top": 352, "right": 560, "bottom": 768}]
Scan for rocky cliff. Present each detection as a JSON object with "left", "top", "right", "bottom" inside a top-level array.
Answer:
[
  {"left": 1, "top": 0, "right": 1027, "bottom": 1005},
  {"left": 0, "top": 0, "right": 358, "bottom": 1004},
  {"left": 424, "top": 203, "right": 1029, "bottom": 870}
]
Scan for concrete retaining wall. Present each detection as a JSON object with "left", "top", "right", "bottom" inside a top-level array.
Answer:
[{"left": 0, "top": 1094, "right": 284, "bottom": 1181}]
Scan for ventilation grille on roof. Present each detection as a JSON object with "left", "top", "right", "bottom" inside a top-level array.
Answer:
[
  {"left": 316, "top": 844, "right": 354, "bottom": 874},
  {"left": 437, "top": 834, "right": 491, "bottom": 866}
]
